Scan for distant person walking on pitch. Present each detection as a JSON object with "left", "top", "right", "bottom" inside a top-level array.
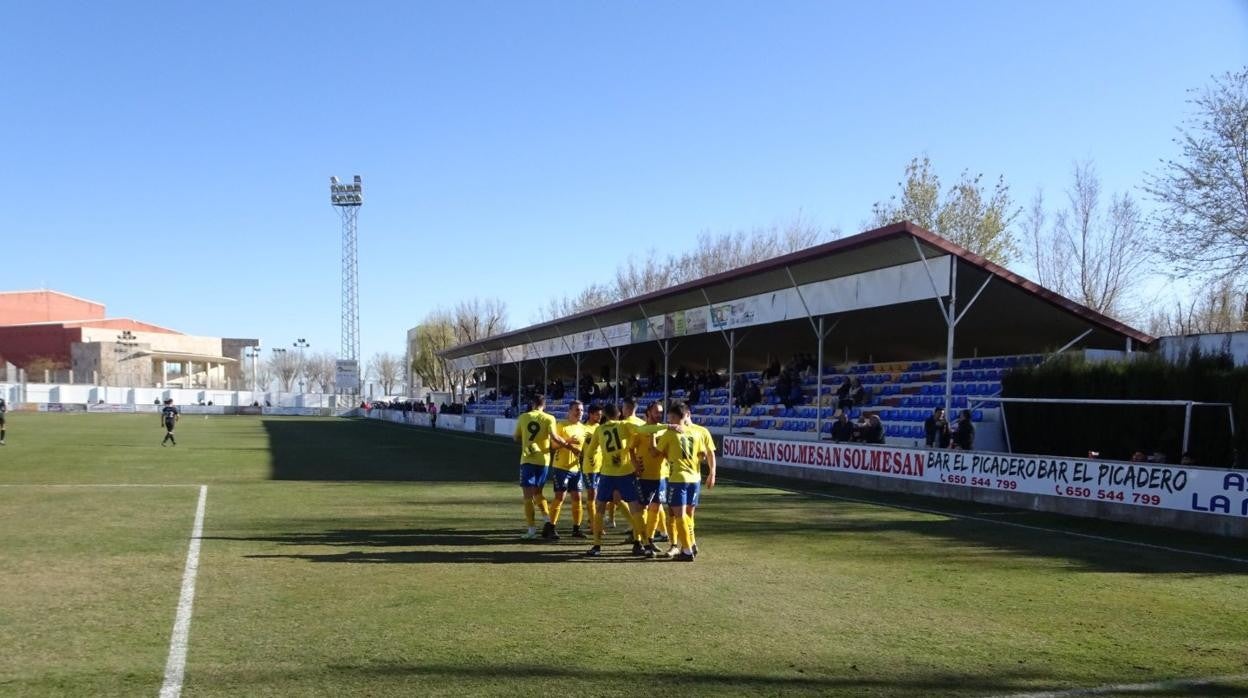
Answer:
[
  {"left": 161, "top": 399, "right": 180, "bottom": 446},
  {"left": 429, "top": 401, "right": 438, "bottom": 429},
  {"left": 0, "top": 397, "right": 7, "bottom": 445}
]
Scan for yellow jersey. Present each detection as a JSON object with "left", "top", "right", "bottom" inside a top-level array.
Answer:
[
  {"left": 553, "top": 420, "right": 588, "bottom": 472},
  {"left": 595, "top": 419, "right": 635, "bottom": 477},
  {"left": 514, "top": 410, "right": 558, "bottom": 466},
  {"left": 632, "top": 424, "right": 669, "bottom": 479},
  {"left": 657, "top": 423, "right": 715, "bottom": 484},
  {"left": 580, "top": 423, "right": 602, "bottom": 474}
]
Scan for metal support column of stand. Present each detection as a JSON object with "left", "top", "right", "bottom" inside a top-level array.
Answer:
[
  {"left": 784, "top": 266, "right": 838, "bottom": 439},
  {"left": 703, "top": 286, "right": 746, "bottom": 435},
  {"left": 638, "top": 303, "right": 681, "bottom": 409},
  {"left": 590, "top": 316, "right": 624, "bottom": 405},
  {"left": 554, "top": 324, "right": 583, "bottom": 411},
  {"left": 516, "top": 360, "right": 523, "bottom": 412},
  {"left": 913, "top": 238, "right": 993, "bottom": 417}
]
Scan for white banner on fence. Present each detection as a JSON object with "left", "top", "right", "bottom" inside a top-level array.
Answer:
[
  {"left": 181, "top": 405, "right": 227, "bottom": 415},
  {"left": 722, "top": 436, "right": 1248, "bottom": 519},
  {"left": 87, "top": 404, "right": 137, "bottom": 413},
  {"left": 262, "top": 407, "right": 323, "bottom": 417}
]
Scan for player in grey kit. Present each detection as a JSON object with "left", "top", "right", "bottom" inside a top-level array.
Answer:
[{"left": 160, "top": 399, "right": 180, "bottom": 446}]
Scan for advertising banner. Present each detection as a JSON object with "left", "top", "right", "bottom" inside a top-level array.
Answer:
[
  {"left": 722, "top": 436, "right": 1248, "bottom": 519},
  {"left": 87, "top": 404, "right": 137, "bottom": 413},
  {"left": 335, "top": 360, "right": 360, "bottom": 392}
]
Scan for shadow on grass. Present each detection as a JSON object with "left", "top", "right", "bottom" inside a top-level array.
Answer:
[
  {"left": 709, "top": 478, "right": 1248, "bottom": 575},
  {"left": 263, "top": 418, "right": 515, "bottom": 483},
  {"left": 208, "top": 527, "right": 516, "bottom": 548},
  {"left": 246, "top": 546, "right": 649, "bottom": 564},
  {"left": 258, "top": 420, "right": 1247, "bottom": 575},
  {"left": 219, "top": 525, "right": 649, "bottom": 565},
  {"left": 241, "top": 662, "right": 1248, "bottom": 696}
]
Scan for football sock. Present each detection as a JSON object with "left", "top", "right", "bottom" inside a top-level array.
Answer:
[
  {"left": 628, "top": 509, "right": 646, "bottom": 543},
  {"left": 550, "top": 498, "right": 563, "bottom": 526},
  {"left": 655, "top": 507, "right": 667, "bottom": 536},
  {"left": 524, "top": 499, "right": 536, "bottom": 527},
  {"left": 677, "top": 517, "right": 693, "bottom": 553},
  {"left": 537, "top": 497, "right": 551, "bottom": 520},
  {"left": 643, "top": 508, "right": 661, "bottom": 543},
  {"left": 572, "top": 500, "right": 583, "bottom": 527},
  {"left": 666, "top": 509, "right": 678, "bottom": 541},
  {"left": 591, "top": 508, "right": 604, "bottom": 545},
  {"left": 688, "top": 512, "right": 697, "bottom": 546}
]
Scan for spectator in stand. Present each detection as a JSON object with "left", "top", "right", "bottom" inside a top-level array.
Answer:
[
  {"left": 952, "top": 409, "right": 974, "bottom": 450},
  {"left": 836, "top": 379, "right": 851, "bottom": 409},
  {"left": 863, "top": 414, "right": 885, "bottom": 444},
  {"left": 467, "top": 393, "right": 476, "bottom": 406},
  {"left": 830, "top": 411, "right": 853, "bottom": 442},
  {"left": 429, "top": 401, "right": 438, "bottom": 428},
  {"left": 747, "top": 381, "right": 762, "bottom": 408},
  {"left": 849, "top": 415, "right": 868, "bottom": 443},
  {"left": 924, "top": 407, "right": 950, "bottom": 448},
  {"left": 787, "top": 380, "right": 803, "bottom": 407},
  {"left": 848, "top": 378, "right": 865, "bottom": 407}
]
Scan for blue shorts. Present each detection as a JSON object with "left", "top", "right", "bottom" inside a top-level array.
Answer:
[
  {"left": 581, "top": 472, "right": 601, "bottom": 491},
  {"left": 667, "top": 482, "right": 700, "bottom": 508},
  {"left": 551, "top": 467, "right": 582, "bottom": 493},
  {"left": 638, "top": 478, "right": 667, "bottom": 506},
  {"left": 596, "top": 474, "right": 638, "bottom": 503},
  {"left": 519, "top": 464, "right": 550, "bottom": 488}
]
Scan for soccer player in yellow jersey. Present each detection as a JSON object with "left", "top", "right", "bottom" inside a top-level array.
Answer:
[
  {"left": 612, "top": 397, "right": 646, "bottom": 532},
  {"left": 513, "top": 395, "right": 571, "bottom": 540},
  {"left": 655, "top": 401, "right": 716, "bottom": 561},
  {"left": 585, "top": 403, "right": 652, "bottom": 557},
  {"left": 579, "top": 403, "right": 604, "bottom": 527},
  {"left": 632, "top": 401, "right": 671, "bottom": 557},
  {"left": 549, "top": 401, "right": 589, "bottom": 539},
  {"left": 685, "top": 411, "right": 717, "bottom": 557}
]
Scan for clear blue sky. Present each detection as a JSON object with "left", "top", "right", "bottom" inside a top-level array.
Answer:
[{"left": 2, "top": 1, "right": 1246, "bottom": 362}]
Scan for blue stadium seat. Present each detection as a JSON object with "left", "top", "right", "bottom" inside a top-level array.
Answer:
[{"left": 972, "top": 409, "right": 984, "bottom": 422}]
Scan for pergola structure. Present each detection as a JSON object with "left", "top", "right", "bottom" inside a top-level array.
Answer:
[{"left": 442, "top": 222, "right": 1151, "bottom": 434}]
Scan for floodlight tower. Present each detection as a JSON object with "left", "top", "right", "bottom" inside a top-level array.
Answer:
[{"left": 330, "top": 175, "right": 363, "bottom": 364}]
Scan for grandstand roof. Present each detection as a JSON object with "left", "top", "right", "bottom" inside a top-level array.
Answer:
[{"left": 443, "top": 222, "right": 1152, "bottom": 369}]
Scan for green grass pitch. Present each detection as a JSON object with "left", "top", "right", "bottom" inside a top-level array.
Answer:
[{"left": 1, "top": 414, "right": 1246, "bottom": 696}]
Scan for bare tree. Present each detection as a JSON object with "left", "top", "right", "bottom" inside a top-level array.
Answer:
[
  {"left": 411, "top": 310, "right": 457, "bottom": 392},
  {"left": 453, "top": 297, "right": 509, "bottom": 344},
  {"left": 1148, "top": 277, "right": 1248, "bottom": 335},
  {"left": 267, "top": 351, "right": 302, "bottom": 392},
  {"left": 303, "top": 352, "right": 337, "bottom": 393},
  {"left": 1146, "top": 68, "right": 1248, "bottom": 280},
  {"left": 873, "top": 155, "right": 1020, "bottom": 264},
  {"left": 252, "top": 358, "right": 274, "bottom": 393},
  {"left": 536, "top": 215, "right": 835, "bottom": 321},
  {"left": 1029, "top": 162, "right": 1151, "bottom": 320},
  {"left": 446, "top": 298, "right": 510, "bottom": 402},
  {"left": 367, "top": 352, "right": 404, "bottom": 396}
]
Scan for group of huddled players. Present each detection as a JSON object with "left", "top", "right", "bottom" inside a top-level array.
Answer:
[{"left": 513, "top": 395, "right": 717, "bottom": 561}]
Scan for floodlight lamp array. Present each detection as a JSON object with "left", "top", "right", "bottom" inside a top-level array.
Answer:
[{"left": 329, "top": 175, "right": 363, "bottom": 206}]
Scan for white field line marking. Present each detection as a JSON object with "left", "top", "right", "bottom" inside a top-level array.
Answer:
[
  {"left": 994, "top": 672, "right": 1248, "bottom": 697},
  {"left": 720, "top": 478, "right": 1248, "bottom": 566},
  {"left": 159, "top": 485, "right": 207, "bottom": 698},
  {"left": 0, "top": 483, "right": 202, "bottom": 488}
]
